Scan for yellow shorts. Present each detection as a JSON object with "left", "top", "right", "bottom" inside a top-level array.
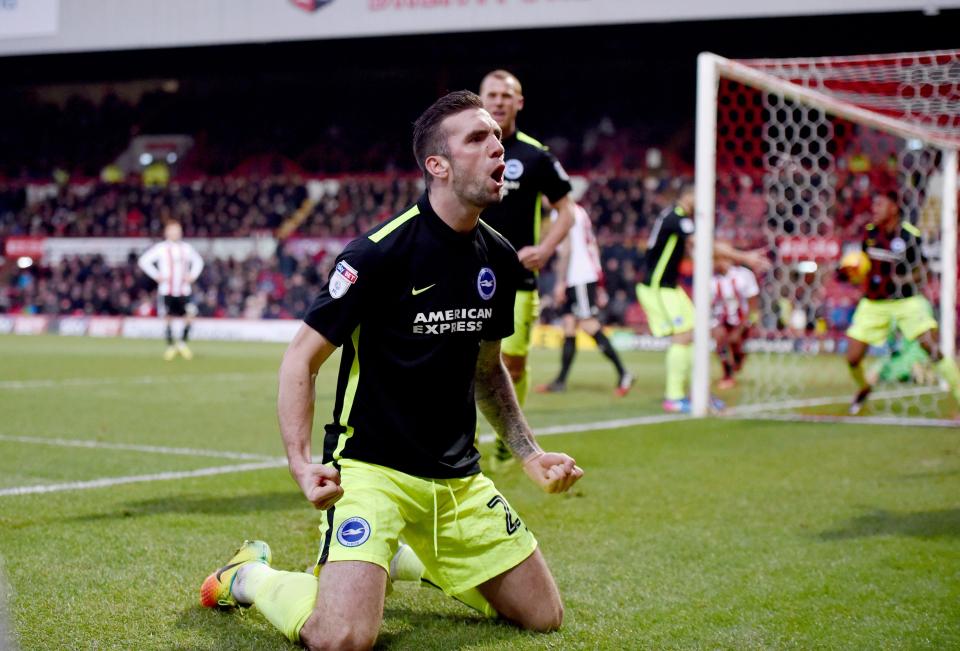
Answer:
[
  {"left": 317, "top": 459, "right": 538, "bottom": 597},
  {"left": 501, "top": 289, "right": 540, "bottom": 357},
  {"left": 846, "top": 295, "right": 938, "bottom": 346},
  {"left": 636, "top": 283, "right": 694, "bottom": 337}
]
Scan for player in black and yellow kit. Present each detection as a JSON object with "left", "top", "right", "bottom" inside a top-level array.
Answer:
[
  {"left": 636, "top": 184, "right": 768, "bottom": 413},
  {"left": 199, "top": 91, "right": 583, "bottom": 649},
  {"left": 479, "top": 69, "right": 577, "bottom": 465},
  {"left": 845, "top": 191, "right": 960, "bottom": 415}
]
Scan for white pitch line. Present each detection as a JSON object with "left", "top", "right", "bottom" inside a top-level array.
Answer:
[
  {"left": 478, "top": 413, "right": 689, "bottom": 443},
  {"left": 731, "top": 412, "right": 958, "bottom": 428},
  {"left": 1, "top": 396, "right": 946, "bottom": 499},
  {"left": 0, "top": 371, "right": 271, "bottom": 391},
  {"left": 0, "top": 459, "right": 286, "bottom": 497},
  {"left": 726, "top": 385, "right": 944, "bottom": 416},
  {"left": 0, "top": 434, "right": 276, "bottom": 461}
]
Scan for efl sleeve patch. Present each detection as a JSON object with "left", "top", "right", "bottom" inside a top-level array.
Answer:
[
  {"left": 329, "top": 260, "right": 359, "bottom": 299},
  {"left": 303, "top": 240, "right": 378, "bottom": 346}
]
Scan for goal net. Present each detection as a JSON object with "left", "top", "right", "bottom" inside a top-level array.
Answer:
[{"left": 692, "top": 50, "right": 960, "bottom": 423}]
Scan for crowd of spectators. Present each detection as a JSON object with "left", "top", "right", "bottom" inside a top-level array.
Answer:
[
  {"left": 1, "top": 168, "right": 907, "bottom": 338},
  {"left": 1, "top": 248, "right": 332, "bottom": 321},
  {"left": 0, "top": 131, "right": 948, "bottom": 337},
  {"left": 0, "top": 176, "right": 306, "bottom": 238}
]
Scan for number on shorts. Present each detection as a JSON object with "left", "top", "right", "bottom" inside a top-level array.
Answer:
[{"left": 486, "top": 495, "right": 522, "bottom": 535}]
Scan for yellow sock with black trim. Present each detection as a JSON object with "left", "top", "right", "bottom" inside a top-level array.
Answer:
[
  {"left": 253, "top": 570, "right": 318, "bottom": 643},
  {"left": 849, "top": 362, "right": 869, "bottom": 390},
  {"left": 665, "top": 343, "right": 691, "bottom": 401},
  {"left": 935, "top": 357, "right": 960, "bottom": 403}
]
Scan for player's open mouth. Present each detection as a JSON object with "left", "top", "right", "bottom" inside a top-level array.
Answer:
[{"left": 490, "top": 164, "right": 505, "bottom": 185}]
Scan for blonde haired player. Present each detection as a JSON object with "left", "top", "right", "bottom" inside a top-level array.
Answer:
[
  {"left": 479, "top": 69, "right": 577, "bottom": 467},
  {"left": 137, "top": 221, "right": 204, "bottom": 360}
]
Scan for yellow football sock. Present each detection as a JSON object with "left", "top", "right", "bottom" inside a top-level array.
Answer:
[
  {"left": 849, "top": 362, "right": 869, "bottom": 390},
  {"left": 254, "top": 570, "right": 318, "bottom": 643},
  {"left": 935, "top": 357, "right": 960, "bottom": 403},
  {"left": 665, "top": 343, "right": 691, "bottom": 401}
]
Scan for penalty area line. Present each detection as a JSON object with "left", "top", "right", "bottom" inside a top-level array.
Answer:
[
  {"left": 0, "top": 459, "right": 287, "bottom": 497},
  {"left": 730, "top": 412, "right": 958, "bottom": 429},
  {"left": 0, "top": 371, "right": 272, "bottom": 391},
  {"left": 478, "top": 413, "right": 689, "bottom": 443},
  {"left": 0, "top": 434, "right": 277, "bottom": 461}
]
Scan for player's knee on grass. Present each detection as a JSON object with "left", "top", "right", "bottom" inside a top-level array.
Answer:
[
  {"left": 498, "top": 593, "right": 563, "bottom": 632},
  {"left": 523, "top": 597, "right": 564, "bottom": 632},
  {"left": 299, "top": 616, "right": 378, "bottom": 651}
]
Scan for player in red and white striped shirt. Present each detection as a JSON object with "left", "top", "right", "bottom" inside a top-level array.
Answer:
[
  {"left": 537, "top": 205, "right": 632, "bottom": 396},
  {"left": 711, "top": 255, "right": 759, "bottom": 389},
  {"left": 137, "top": 221, "right": 205, "bottom": 360}
]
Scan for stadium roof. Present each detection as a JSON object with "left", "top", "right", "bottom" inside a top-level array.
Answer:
[{"left": 1, "top": 0, "right": 959, "bottom": 57}]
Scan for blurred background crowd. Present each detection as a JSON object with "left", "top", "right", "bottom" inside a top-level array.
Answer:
[{"left": 0, "top": 79, "right": 944, "bottom": 337}]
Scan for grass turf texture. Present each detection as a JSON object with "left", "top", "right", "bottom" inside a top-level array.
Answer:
[{"left": 0, "top": 335, "right": 957, "bottom": 650}]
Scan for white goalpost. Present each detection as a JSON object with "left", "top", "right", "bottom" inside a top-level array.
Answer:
[{"left": 693, "top": 49, "right": 960, "bottom": 422}]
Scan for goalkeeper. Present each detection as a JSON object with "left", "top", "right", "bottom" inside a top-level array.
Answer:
[
  {"left": 867, "top": 323, "right": 936, "bottom": 387},
  {"left": 844, "top": 191, "right": 960, "bottom": 415}
]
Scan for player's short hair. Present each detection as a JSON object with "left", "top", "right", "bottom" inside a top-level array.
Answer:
[
  {"left": 882, "top": 189, "right": 899, "bottom": 204},
  {"left": 480, "top": 69, "right": 523, "bottom": 95},
  {"left": 677, "top": 181, "right": 696, "bottom": 199},
  {"left": 412, "top": 90, "right": 484, "bottom": 186}
]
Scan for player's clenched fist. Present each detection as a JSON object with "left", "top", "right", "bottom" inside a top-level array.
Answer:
[
  {"left": 522, "top": 451, "right": 584, "bottom": 494},
  {"left": 291, "top": 462, "right": 344, "bottom": 510}
]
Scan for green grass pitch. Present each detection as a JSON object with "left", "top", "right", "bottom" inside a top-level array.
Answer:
[{"left": 0, "top": 335, "right": 957, "bottom": 650}]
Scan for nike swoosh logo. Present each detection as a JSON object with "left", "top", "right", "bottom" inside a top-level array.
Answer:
[
  {"left": 411, "top": 284, "right": 436, "bottom": 296},
  {"left": 215, "top": 561, "right": 243, "bottom": 583}
]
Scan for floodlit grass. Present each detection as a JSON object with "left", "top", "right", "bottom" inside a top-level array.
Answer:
[{"left": 0, "top": 335, "right": 957, "bottom": 650}]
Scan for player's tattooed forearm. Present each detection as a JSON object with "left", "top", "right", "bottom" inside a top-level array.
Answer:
[{"left": 475, "top": 346, "right": 537, "bottom": 460}]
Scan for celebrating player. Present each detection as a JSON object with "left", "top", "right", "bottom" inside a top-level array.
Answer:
[
  {"left": 137, "top": 220, "right": 204, "bottom": 360},
  {"left": 711, "top": 255, "right": 760, "bottom": 389},
  {"left": 845, "top": 191, "right": 960, "bottom": 415},
  {"left": 536, "top": 204, "right": 633, "bottom": 395},
  {"left": 199, "top": 91, "right": 583, "bottom": 650},
  {"left": 479, "top": 69, "right": 577, "bottom": 467},
  {"left": 636, "top": 183, "right": 768, "bottom": 413}
]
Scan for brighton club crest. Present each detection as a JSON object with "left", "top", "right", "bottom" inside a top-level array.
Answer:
[
  {"left": 336, "top": 516, "right": 371, "bottom": 547},
  {"left": 477, "top": 267, "right": 496, "bottom": 301}
]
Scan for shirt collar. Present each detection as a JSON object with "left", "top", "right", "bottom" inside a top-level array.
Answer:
[{"left": 417, "top": 193, "right": 479, "bottom": 247}]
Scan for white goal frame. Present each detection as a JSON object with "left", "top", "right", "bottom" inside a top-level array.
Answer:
[{"left": 692, "top": 51, "right": 959, "bottom": 418}]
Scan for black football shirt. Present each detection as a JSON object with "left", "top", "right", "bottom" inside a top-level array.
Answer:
[
  {"left": 303, "top": 193, "right": 522, "bottom": 479},
  {"left": 479, "top": 131, "right": 572, "bottom": 290},
  {"left": 639, "top": 204, "right": 694, "bottom": 289},
  {"left": 861, "top": 220, "right": 924, "bottom": 300}
]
